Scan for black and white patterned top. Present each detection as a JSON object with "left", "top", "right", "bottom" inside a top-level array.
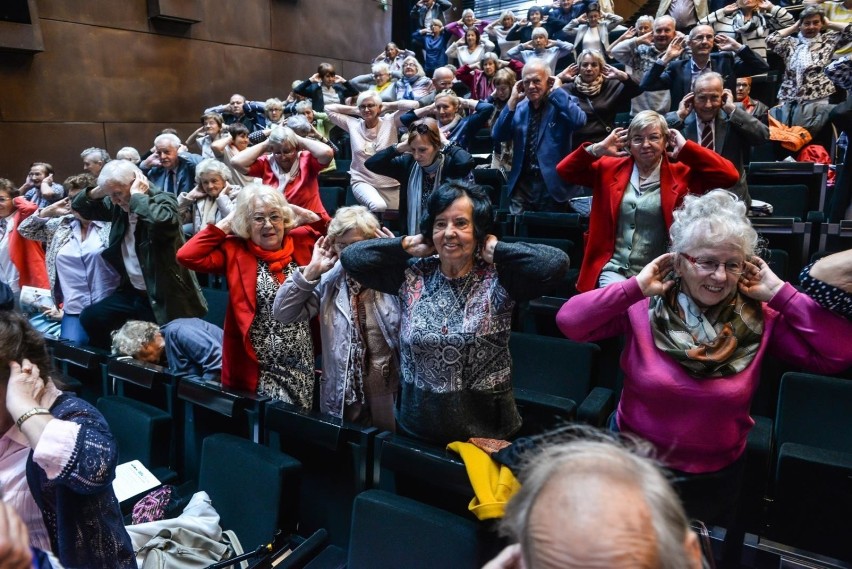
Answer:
[
  {"left": 799, "top": 261, "right": 852, "bottom": 320},
  {"left": 250, "top": 260, "right": 315, "bottom": 409}
]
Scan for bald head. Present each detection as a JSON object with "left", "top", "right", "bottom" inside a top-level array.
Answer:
[{"left": 432, "top": 67, "right": 455, "bottom": 92}]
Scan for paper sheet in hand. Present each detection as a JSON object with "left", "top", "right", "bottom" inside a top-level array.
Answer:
[{"left": 113, "top": 460, "right": 160, "bottom": 503}]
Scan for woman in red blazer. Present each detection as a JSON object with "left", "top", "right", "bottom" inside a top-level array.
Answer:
[
  {"left": 0, "top": 180, "right": 49, "bottom": 297},
  {"left": 177, "top": 183, "right": 322, "bottom": 409},
  {"left": 556, "top": 111, "right": 739, "bottom": 292}
]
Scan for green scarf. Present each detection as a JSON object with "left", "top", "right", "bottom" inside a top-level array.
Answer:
[{"left": 649, "top": 280, "right": 764, "bottom": 378}]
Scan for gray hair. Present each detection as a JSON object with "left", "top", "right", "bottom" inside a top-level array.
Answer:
[
  {"left": 501, "top": 428, "right": 697, "bottom": 569},
  {"left": 294, "top": 100, "right": 314, "bottom": 114},
  {"left": 637, "top": 14, "right": 654, "bottom": 28},
  {"left": 462, "top": 8, "right": 475, "bottom": 19},
  {"left": 115, "top": 146, "right": 141, "bottom": 164},
  {"left": 499, "top": 10, "right": 516, "bottom": 25},
  {"left": 268, "top": 125, "right": 299, "bottom": 149},
  {"left": 693, "top": 71, "right": 724, "bottom": 92},
  {"left": 403, "top": 56, "right": 426, "bottom": 77},
  {"left": 327, "top": 205, "right": 381, "bottom": 240},
  {"left": 531, "top": 27, "right": 549, "bottom": 39},
  {"left": 265, "top": 97, "right": 284, "bottom": 112},
  {"left": 154, "top": 133, "right": 181, "bottom": 149},
  {"left": 97, "top": 159, "right": 141, "bottom": 189},
  {"left": 356, "top": 90, "right": 383, "bottom": 108},
  {"left": 194, "top": 158, "right": 232, "bottom": 183},
  {"left": 80, "top": 147, "right": 110, "bottom": 164},
  {"left": 577, "top": 48, "right": 606, "bottom": 69},
  {"left": 655, "top": 14, "right": 676, "bottom": 28},
  {"left": 482, "top": 52, "right": 500, "bottom": 66},
  {"left": 371, "top": 62, "right": 391, "bottom": 76},
  {"left": 670, "top": 189, "right": 761, "bottom": 258},
  {"left": 628, "top": 110, "right": 670, "bottom": 140},
  {"left": 111, "top": 320, "right": 160, "bottom": 358},
  {"left": 230, "top": 183, "right": 295, "bottom": 239},
  {"left": 285, "top": 114, "right": 312, "bottom": 136}
]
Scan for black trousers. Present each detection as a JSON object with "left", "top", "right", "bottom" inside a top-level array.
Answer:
[{"left": 80, "top": 288, "right": 156, "bottom": 349}]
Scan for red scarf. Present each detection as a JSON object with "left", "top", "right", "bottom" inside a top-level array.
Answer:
[{"left": 245, "top": 235, "right": 294, "bottom": 283}]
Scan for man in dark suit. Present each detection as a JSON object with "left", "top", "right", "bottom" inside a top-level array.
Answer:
[
  {"left": 665, "top": 72, "right": 768, "bottom": 204},
  {"left": 410, "top": 0, "right": 452, "bottom": 29},
  {"left": 640, "top": 24, "right": 769, "bottom": 111},
  {"left": 492, "top": 60, "right": 587, "bottom": 213},
  {"left": 142, "top": 133, "right": 202, "bottom": 195},
  {"left": 72, "top": 160, "right": 206, "bottom": 349},
  {"left": 735, "top": 76, "right": 769, "bottom": 122}
]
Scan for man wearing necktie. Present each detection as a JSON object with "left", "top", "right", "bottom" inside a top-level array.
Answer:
[
  {"left": 665, "top": 72, "right": 768, "bottom": 205},
  {"left": 140, "top": 133, "right": 202, "bottom": 195}
]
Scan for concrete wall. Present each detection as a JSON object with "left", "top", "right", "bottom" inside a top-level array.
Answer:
[{"left": 0, "top": 0, "right": 393, "bottom": 183}]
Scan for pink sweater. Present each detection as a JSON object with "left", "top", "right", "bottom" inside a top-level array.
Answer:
[{"left": 557, "top": 278, "right": 852, "bottom": 473}]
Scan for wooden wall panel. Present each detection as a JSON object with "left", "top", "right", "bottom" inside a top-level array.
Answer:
[{"left": 0, "top": 0, "right": 392, "bottom": 178}]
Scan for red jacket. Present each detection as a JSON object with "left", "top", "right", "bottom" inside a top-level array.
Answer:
[
  {"left": 176, "top": 224, "right": 317, "bottom": 392},
  {"left": 9, "top": 198, "right": 49, "bottom": 290},
  {"left": 556, "top": 141, "right": 739, "bottom": 292}
]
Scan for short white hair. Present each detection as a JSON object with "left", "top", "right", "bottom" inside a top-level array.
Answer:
[
  {"left": 97, "top": 159, "right": 140, "bottom": 189},
  {"left": 154, "top": 133, "right": 181, "bottom": 149}
]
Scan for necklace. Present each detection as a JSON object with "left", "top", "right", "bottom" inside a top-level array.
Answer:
[{"left": 436, "top": 271, "right": 475, "bottom": 334}]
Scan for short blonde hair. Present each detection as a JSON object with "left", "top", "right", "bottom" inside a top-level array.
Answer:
[
  {"left": 434, "top": 90, "right": 460, "bottom": 110},
  {"left": 327, "top": 206, "right": 381, "bottom": 240},
  {"left": 230, "top": 183, "right": 295, "bottom": 239}
]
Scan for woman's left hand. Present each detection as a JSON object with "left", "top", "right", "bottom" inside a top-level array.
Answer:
[
  {"left": 602, "top": 64, "right": 628, "bottom": 82},
  {"left": 215, "top": 211, "right": 235, "bottom": 234},
  {"left": 738, "top": 256, "right": 785, "bottom": 302},
  {"left": 480, "top": 234, "right": 498, "bottom": 264},
  {"left": 6, "top": 360, "right": 48, "bottom": 423}
]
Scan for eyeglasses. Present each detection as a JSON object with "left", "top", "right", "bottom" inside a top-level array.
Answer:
[
  {"left": 359, "top": 103, "right": 378, "bottom": 110},
  {"left": 630, "top": 134, "right": 664, "bottom": 145},
  {"left": 251, "top": 213, "right": 284, "bottom": 226},
  {"left": 681, "top": 253, "right": 744, "bottom": 276}
]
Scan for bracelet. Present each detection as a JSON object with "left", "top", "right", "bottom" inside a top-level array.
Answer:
[{"left": 16, "top": 407, "right": 52, "bottom": 430}]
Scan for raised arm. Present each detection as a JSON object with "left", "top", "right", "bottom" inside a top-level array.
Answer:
[
  {"left": 340, "top": 236, "right": 413, "bottom": 294},
  {"left": 491, "top": 238, "right": 571, "bottom": 300},
  {"left": 231, "top": 139, "right": 272, "bottom": 174}
]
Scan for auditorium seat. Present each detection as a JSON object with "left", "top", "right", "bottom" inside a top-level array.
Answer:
[
  {"left": 49, "top": 340, "right": 111, "bottom": 405},
  {"left": 319, "top": 186, "right": 345, "bottom": 216}
]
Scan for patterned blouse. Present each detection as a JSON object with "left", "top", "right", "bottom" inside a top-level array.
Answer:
[
  {"left": 250, "top": 260, "right": 315, "bottom": 409},
  {"left": 799, "top": 261, "right": 852, "bottom": 320},
  {"left": 767, "top": 26, "right": 852, "bottom": 102}
]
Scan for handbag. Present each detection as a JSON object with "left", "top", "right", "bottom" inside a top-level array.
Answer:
[{"left": 138, "top": 527, "right": 245, "bottom": 569}]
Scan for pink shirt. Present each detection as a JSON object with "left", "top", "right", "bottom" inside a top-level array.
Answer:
[{"left": 557, "top": 278, "right": 852, "bottom": 473}]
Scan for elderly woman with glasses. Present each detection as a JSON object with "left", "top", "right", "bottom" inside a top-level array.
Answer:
[
  {"left": 393, "top": 56, "right": 437, "bottom": 101},
  {"left": 177, "top": 158, "right": 241, "bottom": 236},
  {"left": 365, "top": 118, "right": 475, "bottom": 235},
  {"left": 342, "top": 181, "right": 569, "bottom": 444},
  {"left": 273, "top": 206, "right": 401, "bottom": 430},
  {"left": 557, "top": 189, "right": 852, "bottom": 529},
  {"left": 399, "top": 89, "right": 495, "bottom": 151},
  {"left": 177, "top": 184, "right": 321, "bottom": 408},
  {"left": 556, "top": 110, "right": 739, "bottom": 292}
]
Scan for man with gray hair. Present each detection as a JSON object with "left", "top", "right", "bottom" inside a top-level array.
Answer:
[
  {"left": 71, "top": 159, "right": 206, "bottom": 349},
  {"left": 142, "top": 133, "right": 202, "bottom": 195},
  {"left": 485, "top": 433, "right": 704, "bottom": 569},
  {"left": 417, "top": 66, "right": 470, "bottom": 107},
  {"left": 80, "top": 147, "right": 110, "bottom": 177}
]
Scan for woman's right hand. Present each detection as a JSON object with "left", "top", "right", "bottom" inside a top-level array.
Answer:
[
  {"left": 636, "top": 252, "right": 676, "bottom": 297},
  {"left": 402, "top": 234, "right": 436, "bottom": 257}
]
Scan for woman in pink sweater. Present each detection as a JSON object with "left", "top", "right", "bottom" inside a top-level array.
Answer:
[{"left": 557, "top": 190, "right": 852, "bottom": 527}]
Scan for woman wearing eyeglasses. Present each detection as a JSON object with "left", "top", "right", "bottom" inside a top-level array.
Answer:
[
  {"left": 556, "top": 110, "right": 739, "bottom": 292},
  {"left": 177, "top": 184, "right": 323, "bottom": 408},
  {"left": 325, "top": 93, "right": 419, "bottom": 213},
  {"left": 557, "top": 189, "right": 852, "bottom": 530},
  {"left": 365, "top": 117, "right": 475, "bottom": 236}
]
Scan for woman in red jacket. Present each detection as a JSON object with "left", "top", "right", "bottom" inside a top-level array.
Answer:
[
  {"left": 177, "top": 183, "right": 321, "bottom": 408},
  {"left": 556, "top": 110, "right": 739, "bottom": 292},
  {"left": 0, "top": 179, "right": 49, "bottom": 302}
]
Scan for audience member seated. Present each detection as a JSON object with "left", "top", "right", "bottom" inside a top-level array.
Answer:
[
  {"left": 211, "top": 123, "right": 258, "bottom": 187},
  {"left": 657, "top": 0, "right": 709, "bottom": 31},
  {"left": 373, "top": 42, "right": 415, "bottom": 76},
  {"left": 141, "top": 133, "right": 203, "bottom": 196},
  {"left": 767, "top": 6, "right": 852, "bottom": 105},
  {"left": 557, "top": 190, "right": 852, "bottom": 529},
  {"left": 492, "top": 60, "right": 587, "bottom": 214},
  {"left": 562, "top": 2, "right": 625, "bottom": 58},
  {"left": 412, "top": 19, "right": 453, "bottom": 77},
  {"left": 814, "top": 0, "right": 852, "bottom": 57},
  {"left": 506, "top": 27, "right": 575, "bottom": 75},
  {"left": 400, "top": 90, "right": 495, "bottom": 152},
  {"left": 283, "top": 79, "right": 307, "bottom": 115},
  {"left": 285, "top": 115, "right": 338, "bottom": 174},
  {"left": 349, "top": 63, "right": 399, "bottom": 103},
  {"left": 294, "top": 63, "right": 359, "bottom": 113},
  {"left": 446, "top": 27, "right": 496, "bottom": 67},
  {"left": 115, "top": 146, "right": 141, "bottom": 164},
  {"left": 17, "top": 163, "right": 65, "bottom": 209},
  {"left": 177, "top": 184, "right": 319, "bottom": 408},
  {"left": 456, "top": 53, "right": 508, "bottom": 100},
  {"left": 666, "top": 73, "right": 768, "bottom": 204},
  {"left": 184, "top": 112, "right": 225, "bottom": 159},
  {"left": 416, "top": 65, "right": 467, "bottom": 107},
  {"left": 547, "top": 0, "right": 593, "bottom": 37},
  {"left": 326, "top": 93, "right": 417, "bottom": 213},
  {"left": 0, "top": 311, "right": 135, "bottom": 567},
  {"left": 445, "top": 9, "right": 490, "bottom": 40},
  {"left": 71, "top": 160, "right": 207, "bottom": 349},
  {"left": 410, "top": 0, "right": 452, "bottom": 30},
  {"left": 177, "top": 158, "right": 241, "bottom": 236},
  {"left": 231, "top": 125, "right": 332, "bottom": 229},
  {"left": 735, "top": 75, "right": 769, "bottom": 120},
  {"left": 484, "top": 10, "right": 521, "bottom": 56},
  {"left": 799, "top": 248, "right": 852, "bottom": 319},
  {"left": 80, "top": 147, "right": 110, "bottom": 178},
  {"left": 701, "top": 0, "right": 794, "bottom": 61},
  {"left": 488, "top": 68, "right": 518, "bottom": 172},
  {"left": 17, "top": 173, "right": 119, "bottom": 344},
  {"left": 246, "top": 99, "right": 287, "bottom": 146},
  {"left": 292, "top": 101, "right": 338, "bottom": 160},
  {"left": 274, "top": 207, "right": 401, "bottom": 431},
  {"left": 341, "top": 181, "right": 570, "bottom": 444},
  {"left": 506, "top": 5, "right": 567, "bottom": 43},
  {"left": 111, "top": 318, "right": 224, "bottom": 382},
  {"left": 611, "top": 15, "right": 682, "bottom": 115},
  {"left": 556, "top": 111, "right": 738, "bottom": 291},
  {"left": 559, "top": 49, "right": 644, "bottom": 150},
  {"left": 608, "top": 14, "right": 654, "bottom": 53},
  {"left": 204, "top": 93, "right": 266, "bottom": 133},
  {"left": 641, "top": 25, "right": 770, "bottom": 111},
  {"left": 487, "top": 432, "right": 703, "bottom": 569},
  {"left": 364, "top": 118, "right": 475, "bottom": 235},
  {"left": 0, "top": 179, "right": 49, "bottom": 304},
  {"left": 394, "top": 57, "right": 437, "bottom": 102}
]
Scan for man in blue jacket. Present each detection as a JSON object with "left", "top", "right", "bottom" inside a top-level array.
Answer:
[{"left": 492, "top": 60, "right": 587, "bottom": 214}]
